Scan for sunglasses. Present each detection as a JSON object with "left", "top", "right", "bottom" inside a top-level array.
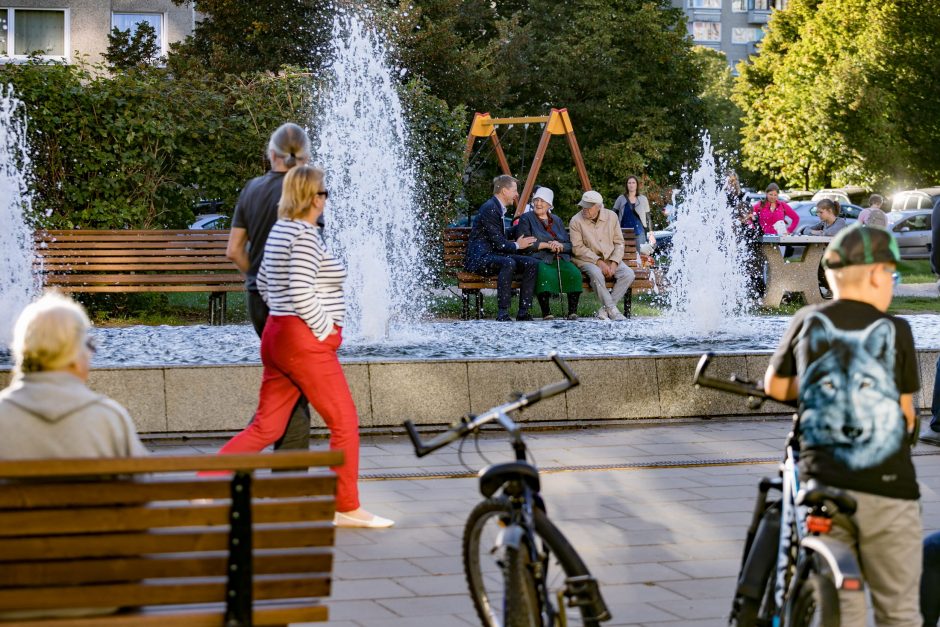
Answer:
[{"left": 316, "top": 190, "right": 329, "bottom": 199}]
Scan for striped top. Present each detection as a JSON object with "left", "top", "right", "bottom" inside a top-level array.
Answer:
[{"left": 257, "top": 219, "right": 346, "bottom": 341}]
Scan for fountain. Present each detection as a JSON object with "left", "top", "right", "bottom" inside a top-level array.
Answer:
[
  {"left": 315, "top": 12, "right": 429, "bottom": 340},
  {"left": 0, "top": 85, "right": 38, "bottom": 348}
]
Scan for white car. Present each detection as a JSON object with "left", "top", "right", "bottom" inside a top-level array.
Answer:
[{"left": 190, "top": 213, "right": 230, "bottom": 230}]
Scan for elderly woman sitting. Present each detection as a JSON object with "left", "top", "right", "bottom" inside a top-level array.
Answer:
[
  {"left": 0, "top": 292, "right": 147, "bottom": 460},
  {"left": 515, "top": 187, "right": 583, "bottom": 320}
]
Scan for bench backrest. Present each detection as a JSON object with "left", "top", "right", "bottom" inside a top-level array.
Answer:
[
  {"left": 34, "top": 230, "right": 242, "bottom": 291},
  {"left": 443, "top": 226, "right": 643, "bottom": 278},
  {"left": 0, "top": 451, "right": 339, "bottom": 625}
]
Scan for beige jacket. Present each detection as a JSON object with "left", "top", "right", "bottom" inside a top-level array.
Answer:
[{"left": 569, "top": 208, "right": 625, "bottom": 268}]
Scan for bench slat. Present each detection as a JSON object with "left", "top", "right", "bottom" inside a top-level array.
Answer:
[
  {"left": 0, "top": 575, "right": 330, "bottom": 612},
  {"left": 0, "top": 475, "right": 336, "bottom": 509},
  {"left": 0, "top": 499, "right": 334, "bottom": 537},
  {"left": 38, "top": 263, "right": 237, "bottom": 272},
  {"left": 0, "top": 603, "right": 327, "bottom": 627},
  {"left": 0, "top": 452, "right": 342, "bottom": 479},
  {"left": 45, "top": 285, "right": 245, "bottom": 293},
  {"left": 39, "top": 230, "right": 231, "bottom": 236},
  {"left": 0, "top": 525, "right": 334, "bottom": 562},
  {"left": 37, "top": 249, "right": 234, "bottom": 258},
  {"left": 45, "top": 274, "right": 245, "bottom": 285},
  {"left": 38, "top": 241, "right": 228, "bottom": 250},
  {"left": 0, "top": 550, "right": 332, "bottom": 587}
]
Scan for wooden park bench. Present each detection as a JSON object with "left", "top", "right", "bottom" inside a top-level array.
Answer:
[
  {"left": 443, "top": 226, "right": 656, "bottom": 319},
  {"left": 0, "top": 450, "right": 340, "bottom": 626},
  {"left": 34, "top": 230, "right": 243, "bottom": 325}
]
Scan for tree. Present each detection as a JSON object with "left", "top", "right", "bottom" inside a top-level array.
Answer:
[
  {"left": 691, "top": 46, "right": 744, "bottom": 169},
  {"left": 169, "top": 0, "right": 329, "bottom": 75},
  {"left": 105, "top": 22, "right": 161, "bottom": 69}
]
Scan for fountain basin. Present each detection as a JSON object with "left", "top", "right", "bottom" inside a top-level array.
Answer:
[{"left": 2, "top": 349, "right": 936, "bottom": 434}]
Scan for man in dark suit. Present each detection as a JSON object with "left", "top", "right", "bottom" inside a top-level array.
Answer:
[{"left": 464, "top": 175, "right": 540, "bottom": 321}]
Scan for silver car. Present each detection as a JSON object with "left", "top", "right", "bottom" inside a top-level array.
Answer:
[{"left": 888, "top": 209, "right": 933, "bottom": 259}]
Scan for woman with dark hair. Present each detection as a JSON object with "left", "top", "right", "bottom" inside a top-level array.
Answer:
[
  {"left": 515, "top": 187, "right": 582, "bottom": 319},
  {"left": 612, "top": 175, "right": 655, "bottom": 254},
  {"left": 750, "top": 182, "right": 800, "bottom": 235}
]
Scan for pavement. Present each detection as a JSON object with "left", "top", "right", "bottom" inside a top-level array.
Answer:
[
  {"left": 895, "top": 281, "right": 939, "bottom": 298},
  {"left": 148, "top": 417, "right": 940, "bottom": 627}
]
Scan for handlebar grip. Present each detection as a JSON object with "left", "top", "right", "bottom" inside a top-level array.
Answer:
[
  {"left": 403, "top": 420, "right": 431, "bottom": 458},
  {"left": 549, "top": 351, "right": 579, "bottom": 386}
]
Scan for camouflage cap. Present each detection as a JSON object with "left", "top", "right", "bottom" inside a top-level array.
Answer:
[{"left": 821, "top": 223, "right": 901, "bottom": 269}]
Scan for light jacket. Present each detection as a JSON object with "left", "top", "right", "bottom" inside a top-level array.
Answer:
[
  {"left": 569, "top": 208, "right": 625, "bottom": 269},
  {"left": 0, "top": 371, "right": 147, "bottom": 460}
]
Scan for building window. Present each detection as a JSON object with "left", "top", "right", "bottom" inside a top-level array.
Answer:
[
  {"left": 692, "top": 22, "right": 722, "bottom": 42},
  {"left": 112, "top": 13, "right": 164, "bottom": 53},
  {"left": 732, "top": 0, "right": 747, "bottom": 11},
  {"left": 689, "top": 0, "right": 722, "bottom": 8},
  {"left": 0, "top": 8, "right": 68, "bottom": 59},
  {"left": 732, "top": 27, "right": 764, "bottom": 43},
  {"left": 749, "top": 0, "right": 787, "bottom": 9}
]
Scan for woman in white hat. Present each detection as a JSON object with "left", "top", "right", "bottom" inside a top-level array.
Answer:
[{"left": 515, "top": 187, "right": 583, "bottom": 319}]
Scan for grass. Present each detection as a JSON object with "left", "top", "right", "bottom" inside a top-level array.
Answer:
[{"left": 897, "top": 259, "right": 936, "bottom": 284}]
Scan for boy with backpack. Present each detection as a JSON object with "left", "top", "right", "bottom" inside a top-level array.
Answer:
[{"left": 764, "top": 224, "right": 922, "bottom": 626}]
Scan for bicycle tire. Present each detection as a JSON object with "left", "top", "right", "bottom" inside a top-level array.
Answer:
[
  {"left": 463, "top": 497, "right": 606, "bottom": 627},
  {"left": 505, "top": 540, "right": 541, "bottom": 627},
  {"left": 788, "top": 573, "right": 839, "bottom": 627}
]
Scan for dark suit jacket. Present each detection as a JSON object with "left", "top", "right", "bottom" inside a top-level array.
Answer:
[
  {"left": 931, "top": 199, "right": 939, "bottom": 276},
  {"left": 465, "top": 196, "right": 518, "bottom": 272}
]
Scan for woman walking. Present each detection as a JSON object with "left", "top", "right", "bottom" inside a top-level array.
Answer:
[
  {"left": 612, "top": 175, "right": 655, "bottom": 254},
  {"left": 217, "top": 165, "right": 393, "bottom": 528}
]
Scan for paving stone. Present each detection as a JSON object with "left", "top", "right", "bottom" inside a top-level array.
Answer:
[
  {"left": 328, "top": 577, "right": 415, "bottom": 601},
  {"left": 333, "top": 559, "right": 428, "bottom": 581},
  {"left": 397, "top": 574, "right": 469, "bottom": 597},
  {"left": 649, "top": 596, "right": 732, "bottom": 619},
  {"left": 377, "top": 594, "right": 477, "bottom": 617}
]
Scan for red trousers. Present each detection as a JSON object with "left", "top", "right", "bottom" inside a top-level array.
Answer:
[{"left": 218, "top": 315, "right": 360, "bottom": 512}]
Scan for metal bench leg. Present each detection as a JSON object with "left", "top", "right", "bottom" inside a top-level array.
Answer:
[
  {"left": 624, "top": 288, "right": 633, "bottom": 319},
  {"left": 475, "top": 291, "right": 484, "bottom": 320},
  {"left": 209, "top": 292, "right": 225, "bottom": 326},
  {"left": 461, "top": 292, "right": 470, "bottom": 320},
  {"left": 224, "top": 471, "right": 253, "bottom": 627}
]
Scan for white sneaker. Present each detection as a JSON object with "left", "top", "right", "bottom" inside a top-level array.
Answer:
[
  {"left": 334, "top": 510, "right": 395, "bottom": 529},
  {"left": 606, "top": 306, "right": 627, "bottom": 321},
  {"left": 595, "top": 307, "right": 609, "bottom": 321}
]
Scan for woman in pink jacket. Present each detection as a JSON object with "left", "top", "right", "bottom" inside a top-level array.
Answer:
[{"left": 750, "top": 183, "right": 799, "bottom": 234}]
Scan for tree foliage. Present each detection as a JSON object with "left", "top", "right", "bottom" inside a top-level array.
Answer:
[
  {"left": 105, "top": 22, "right": 161, "bottom": 69},
  {"left": 734, "top": 0, "right": 940, "bottom": 189}
]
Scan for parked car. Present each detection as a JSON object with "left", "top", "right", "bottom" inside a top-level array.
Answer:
[
  {"left": 652, "top": 223, "right": 675, "bottom": 256},
  {"left": 888, "top": 187, "right": 940, "bottom": 212},
  {"left": 811, "top": 189, "right": 851, "bottom": 206},
  {"left": 887, "top": 209, "right": 933, "bottom": 259},
  {"left": 190, "top": 213, "right": 231, "bottom": 230},
  {"left": 790, "top": 201, "right": 863, "bottom": 234}
]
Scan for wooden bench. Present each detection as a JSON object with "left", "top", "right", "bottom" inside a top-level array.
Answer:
[
  {"left": 443, "top": 227, "right": 655, "bottom": 319},
  {"left": 0, "top": 450, "right": 340, "bottom": 626},
  {"left": 34, "top": 230, "right": 243, "bottom": 325}
]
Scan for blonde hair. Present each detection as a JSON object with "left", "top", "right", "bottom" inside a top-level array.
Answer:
[
  {"left": 268, "top": 123, "right": 311, "bottom": 168},
  {"left": 12, "top": 292, "right": 91, "bottom": 375},
  {"left": 278, "top": 165, "right": 326, "bottom": 219}
]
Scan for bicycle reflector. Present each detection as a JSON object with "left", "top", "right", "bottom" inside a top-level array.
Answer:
[
  {"left": 806, "top": 515, "right": 832, "bottom": 534},
  {"left": 842, "top": 578, "right": 863, "bottom": 591}
]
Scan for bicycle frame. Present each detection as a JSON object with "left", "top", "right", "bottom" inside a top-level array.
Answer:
[{"left": 693, "top": 353, "right": 864, "bottom": 625}]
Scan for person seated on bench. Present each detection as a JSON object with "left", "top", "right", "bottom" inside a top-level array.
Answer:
[
  {"left": 0, "top": 292, "right": 147, "bottom": 461},
  {"left": 464, "top": 174, "right": 540, "bottom": 321},
  {"left": 569, "top": 190, "right": 634, "bottom": 321},
  {"left": 807, "top": 198, "right": 848, "bottom": 236},
  {"left": 515, "top": 187, "right": 582, "bottom": 320}
]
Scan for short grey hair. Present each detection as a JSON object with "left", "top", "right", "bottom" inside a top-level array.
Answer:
[{"left": 493, "top": 175, "right": 518, "bottom": 195}]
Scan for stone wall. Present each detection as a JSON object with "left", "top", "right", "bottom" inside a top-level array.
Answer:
[{"left": 1, "top": 351, "right": 937, "bottom": 434}]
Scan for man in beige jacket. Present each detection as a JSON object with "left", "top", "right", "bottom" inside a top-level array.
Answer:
[{"left": 569, "top": 190, "right": 635, "bottom": 321}]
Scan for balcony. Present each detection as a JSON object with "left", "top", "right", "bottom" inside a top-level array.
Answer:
[{"left": 748, "top": 9, "right": 771, "bottom": 23}]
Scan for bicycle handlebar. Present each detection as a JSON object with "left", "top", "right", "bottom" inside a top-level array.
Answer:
[
  {"left": 403, "top": 352, "right": 580, "bottom": 458},
  {"left": 693, "top": 353, "right": 797, "bottom": 409}
]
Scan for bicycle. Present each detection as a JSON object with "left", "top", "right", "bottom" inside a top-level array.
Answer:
[
  {"left": 404, "top": 352, "right": 611, "bottom": 627},
  {"left": 693, "top": 352, "right": 865, "bottom": 626}
]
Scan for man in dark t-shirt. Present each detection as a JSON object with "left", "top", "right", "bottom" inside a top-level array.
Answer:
[
  {"left": 228, "top": 165, "right": 312, "bottom": 451},
  {"left": 765, "top": 224, "right": 922, "bottom": 626}
]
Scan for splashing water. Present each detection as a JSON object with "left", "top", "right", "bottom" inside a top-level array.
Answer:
[
  {"left": 0, "top": 86, "right": 37, "bottom": 347},
  {"left": 315, "top": 13, "right": 427, "bottom": 340},
  {"left": 666, "top": 135, "right": 751, "bottom": 330}
]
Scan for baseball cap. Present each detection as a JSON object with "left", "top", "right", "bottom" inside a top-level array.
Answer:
[
  {"left": 821, "top": 223, "right": 901, "bottom": 269},
  {"left": 578, "top": 190, "right": 603, "bottom": 208}
]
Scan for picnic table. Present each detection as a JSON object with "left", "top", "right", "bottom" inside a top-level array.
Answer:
[{"left": 760, "top": 235, "right": 831, "bottom": 307}]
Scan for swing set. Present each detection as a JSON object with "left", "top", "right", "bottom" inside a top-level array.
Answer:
[{"left": 463, "top": 108, "right": 592, "bottom": 214}]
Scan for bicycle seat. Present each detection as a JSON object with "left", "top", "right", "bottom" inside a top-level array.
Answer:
[
  {"left": 796, "top": 481, "right": 857, "bottom": 515},
  {"left": 478, "top": 461, "right": 541, "bottom": 498}
]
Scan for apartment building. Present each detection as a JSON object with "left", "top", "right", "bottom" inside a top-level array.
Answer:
[
  {"left": 0, "top": 1, "right": 195, "bottom": 63},
  {"left": 673, "top": 0, "right": 788, "bottom": 69}
]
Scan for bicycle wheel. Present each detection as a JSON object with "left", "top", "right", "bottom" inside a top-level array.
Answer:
[
  {"left": 505, "top": 540, "right": 541, "bottom": 627},
  {"left": 787, "top": 573, "right": 839, "bottom": 627},
  {"left": 463, "top": 497, "right": 606, "bottom": 627}
]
